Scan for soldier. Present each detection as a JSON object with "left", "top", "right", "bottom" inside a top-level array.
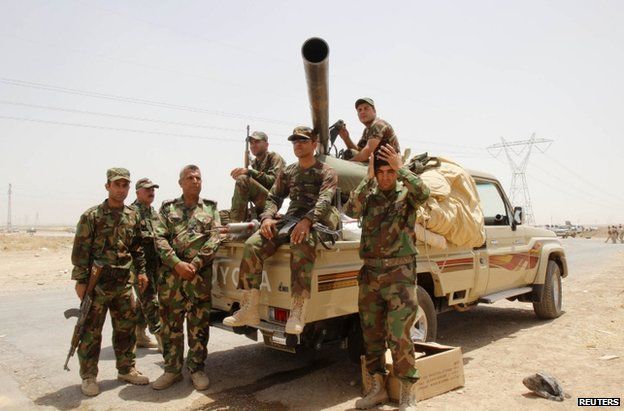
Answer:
[
  {"left": 223, "top": 126, "right": 338, "bottom": 335},
  {"left": 229, "top": 131, "right": 285, "bottom": 223},
  {"left": 338, "top": 97, "right": 401, "bottom": 162},
  {"left": 344, "top": 145, "right": 430, "bottom": 411},
  {"left": 132, "top": 178, "right": 162, "bottom": 350},
  {"left": 71, "top": 168, "right": 150, "bottom": 397},
  {"left": 152, "top": 165, "right": 221, "bottom": 391}
]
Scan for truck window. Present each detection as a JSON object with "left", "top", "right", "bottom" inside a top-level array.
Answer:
[{"left": 476, "top": 181, "right": 509, "bottom": 226}]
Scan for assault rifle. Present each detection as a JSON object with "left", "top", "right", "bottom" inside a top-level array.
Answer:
[
  {"left": 63, "top": 263, "right": 104, "bottom": 371},
  {"left": 244, "top": 124, "right": 251, "bottom": 168}
]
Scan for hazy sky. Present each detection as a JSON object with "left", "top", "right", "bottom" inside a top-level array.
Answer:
[{"left": 1, "top": 0, "right": 623, "bottom": 226}]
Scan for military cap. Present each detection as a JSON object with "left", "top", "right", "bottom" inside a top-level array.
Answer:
[
  {"left": 106, "top": 167, "right": 131, "bottom": 182},
  {"left": 355, "top": 97, "right": 375, "bottom": 109},
  {"left": 247, "top": 131, "right": 268, "bottom": 142},
  {"left": 287, "top": 126, "right": 317, "bottom": 141},
  {"left": 135, "top": 177, "right": 159, "bottom": 190}
]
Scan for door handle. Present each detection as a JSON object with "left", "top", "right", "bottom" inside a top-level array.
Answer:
[{"left": 490, "top": 240, "right": 498, "bottom": 245}]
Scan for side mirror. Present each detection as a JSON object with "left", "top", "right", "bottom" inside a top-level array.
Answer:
[{"left": 511, "top": 206, "right": 523, "bottom": 231}]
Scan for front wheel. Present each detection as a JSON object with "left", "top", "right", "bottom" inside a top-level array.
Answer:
[
  {"left": 410, "top": 286, "right": 438, "bottom": 342},
  {"left": 533, "top": 260, "right": 563, "bottom": 319}
]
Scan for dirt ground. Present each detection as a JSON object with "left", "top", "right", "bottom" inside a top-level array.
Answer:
[{"left": 0, "top": 233, "right": 622, "bottom": 410}]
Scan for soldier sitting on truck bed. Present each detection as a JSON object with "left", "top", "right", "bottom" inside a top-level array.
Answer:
[
  {"left": 223, "top": 126, "right": 339, "bottom": 335},
  {"left": 344, "top": 145, "right": 429, "bottom": 411},
  {"left": 337, "top": 97, "right": 401, "bottom": 162},
  {"left": 229, "top": 131, "right": 285, "bottom": 223}
]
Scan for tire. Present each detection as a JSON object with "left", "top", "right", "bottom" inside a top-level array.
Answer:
[
  {"left": 411, "top": 286, "right": 438, "bottom": 342},
  {"left": 533, "top": 260, "right": 563, "bottom": 319}
]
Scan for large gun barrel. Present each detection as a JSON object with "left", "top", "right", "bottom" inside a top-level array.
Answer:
[{"left": 302, "top": 37, "right": 330, "bottom": 155}]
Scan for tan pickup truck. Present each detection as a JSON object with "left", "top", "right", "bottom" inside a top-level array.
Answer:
[{"left": 211, "top": 169, "right": 567, "bottom": 361}]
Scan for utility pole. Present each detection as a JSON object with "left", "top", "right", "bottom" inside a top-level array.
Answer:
[
  {"left": 7, "top": 183, "right": 12, "bottom": 232},
  {"left": 487, "top": 133, "right": 553, "bottom": 225}
]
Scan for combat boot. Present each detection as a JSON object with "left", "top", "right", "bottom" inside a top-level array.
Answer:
[
  {"left": 136, "top": 325, "right": 158, "bottom": 348},
  {"left": 190, "top": 370, "right": 210, "bottom": 391},
  {"left": 285, "top": 295, "right": 308, "bottom": 334},
  {"left": 152, "top": 372, "right": 183, "bottom": 390},
  {"left": 81, "top": 377, "right": 99, "bottom": 397},
  {"left": 355, "top": 373, "right": 388, "bottom": 409},
  {"left": 118, "top": 367, "right": 149, "bottom": 385},
  {"left": 223, "top": 289, "right": 260, "bottom": 327},
  {"left": 399, "top": 379, "right": 417, "bottom": 411}
]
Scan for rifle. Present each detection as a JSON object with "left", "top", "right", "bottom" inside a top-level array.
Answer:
[
  {"left": 63, "top": 263, "right": 104, "bottom": 371},
  {"left": 244, "top": 124, "right": 250, "bottom": 168}
]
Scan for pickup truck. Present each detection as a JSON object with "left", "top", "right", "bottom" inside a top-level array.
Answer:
[{"left": 210, "top": 169, "right": 568, "bottom": 361}]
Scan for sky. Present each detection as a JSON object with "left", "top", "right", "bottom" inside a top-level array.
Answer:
[{"left": 0, "top": 0, "right": 623, "bottom": 226}]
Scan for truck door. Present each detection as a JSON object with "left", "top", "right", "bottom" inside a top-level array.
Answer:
[{"left": 475, "top": 180, "right": 530, "bottom": 294}]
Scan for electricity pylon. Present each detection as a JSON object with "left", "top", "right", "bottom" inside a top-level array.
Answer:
[{"left": 487, "top": 133, "right": 553, "bottom": 225}]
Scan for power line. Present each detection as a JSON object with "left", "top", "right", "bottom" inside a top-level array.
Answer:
[
  {"left": 0, "top": 100, "right": 291, "bottom": 135},
  {"left": 0, "top": 114, "right": 287, "bottom": 146},
  {"left": 487, "top": 133, "right": 553, "bottom": 224},
  {"left": 0, "top": 32, "right": 300, "bottom": 103},
  {"left": 0, "top": 77, "right": 294, "bottom": 126}
]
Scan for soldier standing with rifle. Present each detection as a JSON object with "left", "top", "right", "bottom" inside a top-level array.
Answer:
[
  {"left": 152, "top": 165, "right": 221, "bottom": 391},
  {"left": 223, "top": 126, "right": 338, "bottom": 335},
  {"left": 69, "top": 168, "right": 150, "bottom": 396},
  {"left": 344, "top": 145, "right": 429, "bottom": 411},
  {"left": 132, "top": 178, "right": 162, "bottom": 350},
  {"left": 229, "top": 129, "right": 285, "bottom": 223}
]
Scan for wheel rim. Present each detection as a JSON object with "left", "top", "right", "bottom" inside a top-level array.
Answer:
[
  {"left": 410, "top": 306, "right": 428, "bottom": 342},
  {"left": 553, "top": 269, "right": 561, "bottom": 310}
]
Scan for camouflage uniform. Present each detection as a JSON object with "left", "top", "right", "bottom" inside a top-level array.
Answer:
[
  {"left": 239, "top": 159, "right": 338, "bottom": 298},
  {"left": 71, "top": 200, "right": 146, "bottom": 379},
  {"left": 230, "top": 151, "right": 286, "bottom": 222},
  {"left": 344, "top": 166, "right": 429, "bottom": 383},
  {"left": 154, "top": 197, "right": 221, "bottom": 374},
  {"left": 356, "top": 118, "right": 401, "bottom": 155},
  {"left": 132, "top": 200, "right": 161, "bottom": 335}
]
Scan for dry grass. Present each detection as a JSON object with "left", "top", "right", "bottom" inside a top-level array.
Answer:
[{"left": 0, "top": 234, "right": 73, "bottom": 251}]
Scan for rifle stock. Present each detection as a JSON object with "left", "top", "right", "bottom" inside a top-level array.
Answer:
[{"left": 63, "top": 263, "right": 103, "bottom": 371}]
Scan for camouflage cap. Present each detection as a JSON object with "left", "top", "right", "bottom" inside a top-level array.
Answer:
[
  {"left": 247, "top": 131, "right": 268, "bottom": 142},
  {"left": 287, "top": 126, "right": 317, "bottom": 141},
  {"left": 135, "top": 177, "right": 159, "bottom": 190},
  {"left": 106, "top": 167, "right": 131, "bottom": 182},
  {"left": 355, "top": 97, "right": 375, "bottom": 109}
]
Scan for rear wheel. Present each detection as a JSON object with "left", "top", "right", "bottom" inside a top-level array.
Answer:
[
  {"left": 411, "top": 285, "right": 437, "bottom": 342},
  {"left": 533, "top": 260, "right": 563, "bottom": 319}
]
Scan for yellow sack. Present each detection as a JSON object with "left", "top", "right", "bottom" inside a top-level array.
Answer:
[{"left": 416, "top": 157, "right": 485, "bottom": 248}]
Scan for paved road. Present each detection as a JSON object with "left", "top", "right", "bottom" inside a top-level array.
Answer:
[{"left": 0, "top": 237, "right": 621, "bottom": 410}]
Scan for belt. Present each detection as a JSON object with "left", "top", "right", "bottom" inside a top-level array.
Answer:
[{"left": 363, "top": 255, "right": 415, "bottom": 269}]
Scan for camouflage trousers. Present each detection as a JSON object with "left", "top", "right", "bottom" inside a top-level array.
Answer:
[
  {"left": 158, "top": 267, "right": 212, "bottom": 374},
  {"left": 77, "top": 283, "right": 137, "bottom": 379},
  {"left": 230, "top": 175, "right": 269, "bottom": 223},
  {"left": 238, "top": 225, "right": 317, "bottom": 298},
  {"left": 358, "top": 262, "right": 419, "bottom": 383},
  {"left": 134, "top": 267, "right": 161, "bottom": 334}
]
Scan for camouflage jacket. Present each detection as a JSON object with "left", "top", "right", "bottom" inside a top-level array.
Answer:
[
  {"left": 132, "top": 200, "right": 160, "bottom": 273},
  {"left": 155, "top": 196, "right": 221, "bottom": 272},
  {"left": 71, "top": 200, "right": 146, "bottom": 283},
  {"left": 261, "top": 159, "right": 338, "bottom": 224},
  {"left": 344, "top": 167, "right": 430, "bottom": 259},
  {"left": 356, "top": 117, "right": 401, "bottom": 153},
  {"left": 248, "top": 151, "right": 286, "bottom": 190}
]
